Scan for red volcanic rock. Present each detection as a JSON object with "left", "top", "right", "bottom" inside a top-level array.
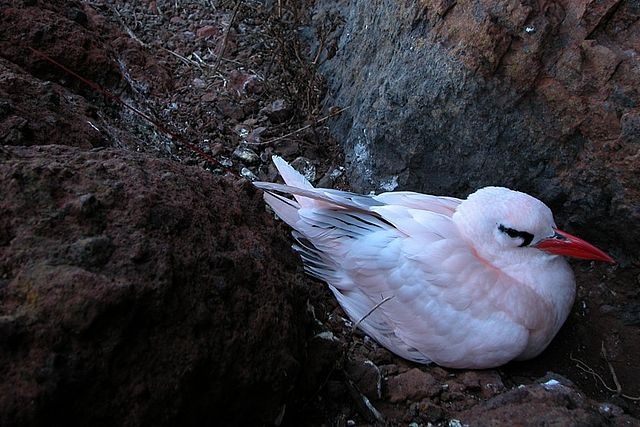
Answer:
[{"left": 0, "top": 145, "right": 310, "bottom": 426}]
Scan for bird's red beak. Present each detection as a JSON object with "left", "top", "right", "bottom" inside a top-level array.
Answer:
[{"left": 534, "top": 229, "right": 615, "bottom": 264}]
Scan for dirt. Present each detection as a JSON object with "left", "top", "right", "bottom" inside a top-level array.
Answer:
[
  {"left": 0, "top": 0, "right": 639, "bottom": 426},
  {"left": 0, "top": 145, "right": 312, "bottom": 426}
]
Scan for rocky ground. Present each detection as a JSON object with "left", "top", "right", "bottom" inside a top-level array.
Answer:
[{"left": 0, "top": 0, "right": 639, "bottom": 426}]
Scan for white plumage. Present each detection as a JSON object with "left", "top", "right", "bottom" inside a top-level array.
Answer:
[{"left": 254, "top": 156, "right": 614, "bottom": 369}]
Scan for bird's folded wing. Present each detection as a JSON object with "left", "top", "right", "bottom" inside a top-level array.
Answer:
[
  {"left": 256, "top": 177, "right": 552, "bottom": 366},
  {"left": 329, "top": 207, "right": 551, "bottom": 367},
  {"left": 373, "top": 191, "right": 462, "bottom": 216},
  {"left": 254, "top": 181, "right": 387, "bottom": 210}
]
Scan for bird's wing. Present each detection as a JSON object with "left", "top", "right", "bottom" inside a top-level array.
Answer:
[
  {"left": 254, "top": 182, "right": 385, "bottom": 211},
  {"left": 373, "top": 191, "right": 462, "bottom": 216},
  {"left": 256, "top": 178, "right": 552, "bottom": 367},
  {"left": 306, "top": 204, "right": 551, "bottom": 368},
  {"left": 347, "top": 207, "right": 553, "bottom": 367}
]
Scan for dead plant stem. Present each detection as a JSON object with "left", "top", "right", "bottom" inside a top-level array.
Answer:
[
  {"left": 252, "top": 106, "right": 350, "bottom": 146},
  {"left": 352, "top": 295, "right": 394, "bottom": 334}
]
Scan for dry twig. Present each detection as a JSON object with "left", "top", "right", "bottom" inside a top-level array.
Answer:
[
  {"left": 250, "top": 106, "right": 350, "bottom": 146},
  {"left": 352, "top": 295, "right": 394, "bottom": 333},
  {"left": 112, "top": 6, "right": 146, "bottom": 47},
  {"left": 570, "top": 342, "right": 640, "bottom": 401},
  {"left": 162, "top": 47, "right": 202, "bottom": 69},
  {"left": 213, "top": 1, "right": 241, "bottom": 72}
]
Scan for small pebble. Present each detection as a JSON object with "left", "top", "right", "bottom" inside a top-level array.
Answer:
[
  {"left": 233, "top": 146, "right": 260, "bottom": 164},
  {"left": 240, "top": 167, "right": 258, "bottom": 181},
  {"left": 192, "top": 78, "right": 206, "bottom": 89},
  {"left": 291, "top": 157, "right": 316, "bottom": 182},
  {"left": 541, "top": 379, "right": 561, "bottom": 390},
  {"left": 218, "top": 157, "right": 233, "bottom": 168}
]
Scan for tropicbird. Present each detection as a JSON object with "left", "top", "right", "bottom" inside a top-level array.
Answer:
[{"left": 254, "top": 156, "right": 614, "bottom": 369}]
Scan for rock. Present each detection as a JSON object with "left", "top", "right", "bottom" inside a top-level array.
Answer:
[
  {"left": 233, "top": 145, "right": 260, "bottom": 164},
  {"left": 307, "top": 1, "right": 640, "bottom": 419},
  {"left": 0, "top": 145, "right": 312, "bottom": 426},
  {"left": 386, "top": 368, "right": 439, "bottom": 403},
  {"left": 196, "top": 25, "right": 222, "bottom": 39},
  {"left": 290, "top": 157, "right": 317, "bottom": 183},
  {"left": 309, "top": 0, "right": 640, "bottom": 260},
  {"left": 263, "top": 99, "right": 293, "bottom": 124},
  {"left": 345, "top": 357, "right": 382, "bottom": 400},
  {"left": 458, "top": 371, "right": 506, "bottom": 399},
  {"left": 240, "top": 166, "right": 258, "bottom": 181},
  {"left": 455, "top": 374, "right": 638, "bottom": 426},
  {"left": 317, "top": 165, "right": 345, "bottom": 188},
  {"left": 228, "top": 69, "right": 261, "bottom": 95}
]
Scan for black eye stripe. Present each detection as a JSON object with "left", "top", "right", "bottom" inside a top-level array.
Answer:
[{"left": 498, "top": 224, "right": 534, "bottom": 247}]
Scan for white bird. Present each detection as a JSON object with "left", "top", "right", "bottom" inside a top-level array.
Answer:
[{"left": 254, "top": 156, "right": 615, "bottom": 369}]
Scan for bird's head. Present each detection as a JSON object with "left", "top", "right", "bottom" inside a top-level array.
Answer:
[{"left": 453, "top": 186, "right": 615, "bottom": 265}]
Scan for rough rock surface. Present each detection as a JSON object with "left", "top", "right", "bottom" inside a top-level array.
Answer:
[
  {"left": 457, "top": 375, "right": 638, "bottom": 426},
  {"left": 1, "top": 0, "right": 640, "bottom": 425},
  {"left": 0, "top": 145, "right": 311, "bottom": 426},
  {"left": 309, "top": 0, "right": 640, "bottom": 419},
  {"left": 311, "top": 0, "right": 639, "bottom": 259}
]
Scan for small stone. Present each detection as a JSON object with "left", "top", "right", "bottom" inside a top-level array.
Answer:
[
  {"left": 192, "top": 78, "right": 206, "bottom": 89},
  {"left": 386, "top": 368, "right": 439, "bottom": 402},
  {"left": 317, "top": 166, "right": 345, "bottom": 188},
  {"left": 459, "top": 371, "right": 482, "bottom": 390},
  {"left": 240, "top": 167, "right": 258, "bottom": 181},
  {"left": 66, "top": 8, "right": 88, "bottom": 25},
  {"left": 264, "top": 99, "right": 292, "bottom": 124},
  {"left": 598, "top": 403, "right": 624, "bottom": 417},
  {"left": 68, "top": 235, "right": 114, "bottom": 267},
  {"left": 78, "top": 193, "right": 98, "bottom": 214},
  {"left": 412, "top": 400, "right": 446, "bottom": 423},
  {"left": 541, "top": 378, "right": 561, "bottom": 390},
  {"left": 228, "top": 70, "right": 260, "bottom": 95},
  {"left": 290, "top": 157, "right": 316, "bottom": 183},
  {"left": 210, "top": 143, "right": 224, "bottom": 156},
  {"left": 233, "top": 146, "right": 260, "bottom": 165},
  {"left": 234, "top": 124, "right": 251, "bottom": 138},
  {"left": 314, "top": 331, "right": 337, "bottom": 341},
  {"left": 246, "top": 126, "right": 267, "bottom": 144},
  {"left": 218, "top": 157, "right": 233, "bottom": 168},
  {"left": 345, "top": 358, "right": 382, "bottom": 399},
  {"left": 196, "top": 25, "right": 221, "bottom": 39},
  {"left": 201, "top": 92, "right": 217, "bottom": 103}
]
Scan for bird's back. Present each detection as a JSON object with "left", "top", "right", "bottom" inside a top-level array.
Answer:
[{"left": 255, "top": 158, "right": 565, "bottom": 368}]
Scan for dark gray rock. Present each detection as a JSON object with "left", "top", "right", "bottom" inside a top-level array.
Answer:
[{"left": 309, "top": 0, "right": 640, "bottom": 261}]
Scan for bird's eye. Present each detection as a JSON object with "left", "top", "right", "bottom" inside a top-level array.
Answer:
[{"left": 498, "top": 224, "right": 534, "bottom": 247}]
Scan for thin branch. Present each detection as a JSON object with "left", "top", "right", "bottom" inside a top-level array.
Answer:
[
  {"left": 162, "top": 47, "right": 202, "bottom": 69},
  {"left": 213, "top": 2, "right": 241, "bottom": 72},
  {"left": 600, "top": 342, "right": 622, "bottom": 395},
  {"left": 250, "top": 106, "right": 350, "bottom": 146},
  {"left": 352, "top": 295, "right": 394, "bottom": 333},
  {"left": 571, "top": 353, "right": 617, "bottom": 393},
  {"left": 570, "top": 345, "right": 640, "bottom": 401},
  {"left": 112, "top": 6, "right": 147, "bottom": 47}
]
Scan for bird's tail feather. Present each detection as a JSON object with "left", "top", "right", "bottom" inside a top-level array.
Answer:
[
  {"left": 262, "top": 192, "right": 300, "bottom": 229},
  {"left": 270, "top": 155, "right": 315, "bottom": 207}
]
